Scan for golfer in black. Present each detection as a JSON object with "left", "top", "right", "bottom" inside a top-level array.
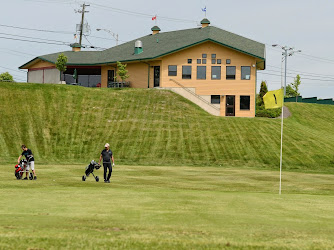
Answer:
[{"left": 98, "top": 143, "right": 115, "bottom": 183}]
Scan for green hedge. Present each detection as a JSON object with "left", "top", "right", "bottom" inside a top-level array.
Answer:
[{"left": 256, "top": 105, "right": 282, "bottom": 118}]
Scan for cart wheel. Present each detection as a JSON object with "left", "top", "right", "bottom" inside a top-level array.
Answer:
[
  {"left": 82, "top": 176, "right": 86, "bottom": 181},
  {"left": 95, "top": 176, "right": 99, "bottom": 182},
  {"left": 29, "top": 173, "right": 33, "bottom": 180}
]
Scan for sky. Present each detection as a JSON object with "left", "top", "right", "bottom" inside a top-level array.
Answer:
[{"left": 1, "top": 0, "right": 334, "bottom": 99}]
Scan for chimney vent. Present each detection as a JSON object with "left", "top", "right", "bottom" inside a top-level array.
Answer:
[
  {"left": 151, "top": 26, "right": 161, "bottom": 35},
  {"left": 70, "top": 43, "right": 82, "bottom": 52},
  {"left": 134, "top": 40, "right": 143, "bottom": 54},
  {"left": 200, "top": 18, "right": 210, "bottom": 28}
]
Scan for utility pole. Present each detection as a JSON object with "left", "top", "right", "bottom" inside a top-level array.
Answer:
[
  {"left": 272, "top": 45, "right": 301, "bottom": 95},
  {"left": 77, "top": 3, "right": 90, "bottom": 47}
]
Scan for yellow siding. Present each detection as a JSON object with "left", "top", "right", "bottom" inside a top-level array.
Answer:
[
  {"left": 161, "top": 41, "right": 257, "bottom": 117},
  {"left": 127, "top": 63, "right": 150, "bottom": 88},
  {"left": 101, "top": 62, "right": 150, "bottom": 88},
  {"left": 101, "top": 65, "right": 116, "bottom": 88}
]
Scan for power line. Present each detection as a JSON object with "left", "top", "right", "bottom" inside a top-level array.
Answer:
[
  {"left": 87, "top": 2, "right": 198, "bottom": 23},
  {"left": 264, "top": 68, "right": 334, "bottom": 81},
  {"left": 0, "top": 32, "right": 72, "bottom": 44},
  {"left": 266, "top": 65, "right": 334, "bottom": 78},
  {"left": 0, "top": 36, "right": 69, "bottom": 46},
  {"left": 258, "top": 71, "right": 334, "bottom": 82},
  {"left": 0, "top": 65, "right": 26, "bottom": 74},
  {"left": 0, "top": 24, "right": 73, "bottom": 34},
  {"left": 0, "top": 35, "right": 104, "bottom": 49}
]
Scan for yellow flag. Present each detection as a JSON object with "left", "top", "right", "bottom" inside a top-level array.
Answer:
[{"left": 263, "top": 88, "right": 284, "bottom": 109}]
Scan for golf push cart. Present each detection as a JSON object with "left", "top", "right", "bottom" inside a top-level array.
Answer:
[
  {"left": 15, "top": 159, "right": 34, "bottom": 180},
  {"left": 82, "top": 160, "right": 101, "bottom": 182}
]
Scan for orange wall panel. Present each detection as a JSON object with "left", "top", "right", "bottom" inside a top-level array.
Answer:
[{"left": 28, "top": 60, "right": 55, "bottom": 69}]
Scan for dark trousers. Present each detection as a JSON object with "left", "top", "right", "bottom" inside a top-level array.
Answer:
[{"left": 103, "top": 162, "right": 112, "bottom": 181}]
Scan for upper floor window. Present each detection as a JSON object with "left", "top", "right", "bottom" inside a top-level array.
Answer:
[
  {"left": 197, "top": 59, "right": 201, "bottom": 64},
  {"left": 197, "top": 66, "right": 206, "bottom": 80},
  {"left": 240, "top": 96, "right": 250, "bottom": 110},
  {"left": 211, "top": 54, "right": 216, "bottom": 59},
  {"left": 241, "top": 66, "right": 251, "bottom": 80},
  {"left": 182, "top": 66, "right": 192, "bottom": 79},
  {"left": 212, "top": 59, "right": 216, "bottom": 64},
  {"left": 202, "top": 59, "right": 207, "bottom": 64},
  {"left": 217, "top": 59, "right": 222, "bottom": 64},
  {"left": 188, "top": 59, "right": 192, "bottom": 64},
  {"left": 226, "top": 66, "right": 236, "bottom": 80},
  {"left": 168, "top": 65, "right": 177, "bottom": 76},
  {"left": 226, "top": 59, "right": 231, "bottom": 64},
  {"left": 211, "top": 66, "right": 221, "bottom": 80},
  {"left": 202, "top": 54, "right": 207, "bottom": 58}
]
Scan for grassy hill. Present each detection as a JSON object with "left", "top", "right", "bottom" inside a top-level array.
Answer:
[{"left": 1, "top": 82, "right": 334, "bottom": 172}]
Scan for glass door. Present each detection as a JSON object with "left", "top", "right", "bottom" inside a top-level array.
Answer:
[
  {"left": 226, "top": 95, "right": 235, "bottom": 116},
  {"left": 154, "top": 66, "right": 160, "bottom": 87}
]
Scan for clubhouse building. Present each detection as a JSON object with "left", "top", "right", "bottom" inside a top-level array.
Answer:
[{"left": 19, "top": 19, "right": 266, "bottom": 117}]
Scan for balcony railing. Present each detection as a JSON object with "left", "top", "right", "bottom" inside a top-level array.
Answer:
[{"left": 108, "top": 81, "right": 130, "bottom": 88}]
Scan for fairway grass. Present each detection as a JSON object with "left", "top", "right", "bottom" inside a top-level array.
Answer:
[
  {"left": 1, "top": 165, "right": 333, "bottom": 249},
  {"left": 1, "top": 82, "right": 334, "bottom": 173}
]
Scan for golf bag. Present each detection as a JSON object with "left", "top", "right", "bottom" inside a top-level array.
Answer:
[
  {"left": 82, "top": 160, "right": 101, "bottom": 182},
  {"left": 15, "top": 160, "right": 33, "bottom": 180}
]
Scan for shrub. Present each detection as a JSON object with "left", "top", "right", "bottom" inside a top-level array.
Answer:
[
  {"left": 256, "top": 105, "right": 282, "bottom": 118},
  {"left": 0, "top": 72, "right": 14, "bottom": 82}
]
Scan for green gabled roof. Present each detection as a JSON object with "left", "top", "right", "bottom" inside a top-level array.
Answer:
[{"left": 19, "top": 25, "right": 265, "bottom": 69}]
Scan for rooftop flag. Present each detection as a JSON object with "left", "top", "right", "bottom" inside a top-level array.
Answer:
[
  {"left": 263, "top": 88, "right": 284, "bottom": 109},
  {"left": 152, "top": 15, "right": 157, "bottom": 21},
  {"left": 202, "top": 6, "right": 206, "bottom": 12}
]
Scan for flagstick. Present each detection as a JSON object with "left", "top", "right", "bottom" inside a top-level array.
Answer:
[{"left": 279, "top": 100, "right": 284, "bottom": 195}]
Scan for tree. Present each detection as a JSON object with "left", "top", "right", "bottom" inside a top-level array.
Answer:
[
  {"left": 285, "top": 84, "right": 297, "bottom": 98},
  {"left": 116, "top": 61, "right": 129, "bottom": 82},
  {"left": 285, "top": 75, "right": 301, "bottom": 101},
  {"left": 258, "top": 81, "right": 268, "bottom": 106},
  {"left": 55, "top": 53, "right": 68, "bottom": 82},
  {"left": 291, "top": 74, "right": 301, "bottom": 101},
  {"left": 0, "top": 72, "right": 14, "bottom": 82}
]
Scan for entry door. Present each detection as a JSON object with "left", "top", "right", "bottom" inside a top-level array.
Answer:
[
  {"left": 226, "top": 95, "right": 235, "bottom": 116},
  {"left": 108, "top": 70, "right": 115, "bottom": 83},
  {"left": 154, "top": 66, "right": 160, "bottom": 87}
]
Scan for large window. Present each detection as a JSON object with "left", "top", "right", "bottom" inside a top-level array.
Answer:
[
  {"left": 211, "top": 95, "right": 220, "bottom": 104},
  {"left": 211, "top": 66, "right": 221, "bottom": 80},
  {"left": 168, "top": 65, "right": 177, "bottom": 76},
  {"left": 182, "top": 66, "right": 192, "bottom": 79},
  {"left": 226, "top": 66, "right": 236, "bottom": 80},
  {"left": 240, "top": 96, "right": 250, "bottom": 110},
  {"left": 241, "top": 66, "right": 251, "bottom": 80},
  {"left": 197, "top": 66, "right": 206, "bottom": 80}
]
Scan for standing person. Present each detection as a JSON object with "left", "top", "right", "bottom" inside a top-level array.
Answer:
[
  {"left": 98, "top": 143, "right": 115, "bottom": 183},
  {"left": 17, "top": 144, "right": 37, "bottom": 180}
]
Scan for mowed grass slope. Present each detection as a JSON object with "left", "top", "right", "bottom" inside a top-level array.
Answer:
[
  {"left": 1, "top": 165, "right": 334, "bottom": 249},
  {"left": 0, "top": 82, "right": 334, "bottom": 172}
]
